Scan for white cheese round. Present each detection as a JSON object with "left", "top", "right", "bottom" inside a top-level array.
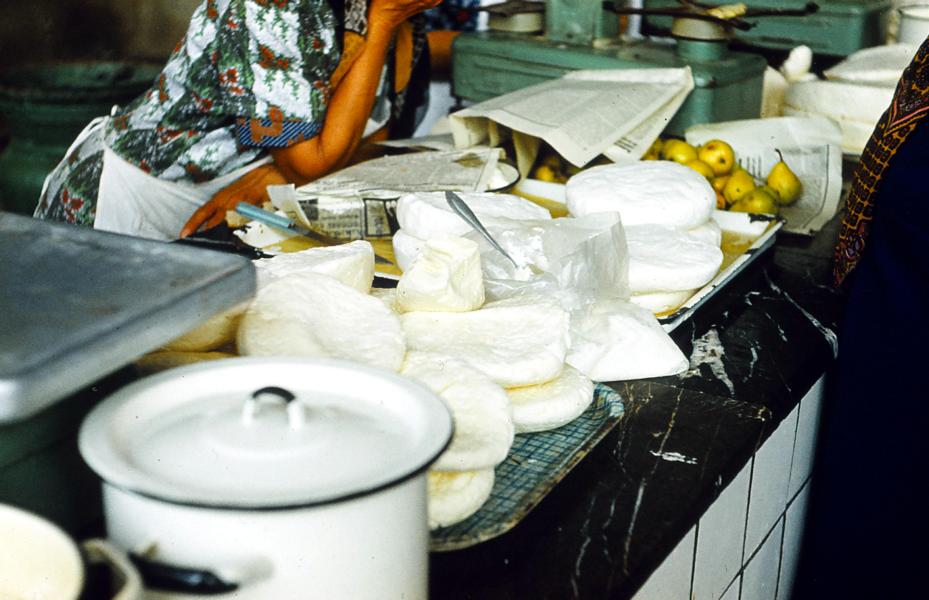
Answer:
[
  {"left": 392, "top": 229, "right": 426, "bottom": 273},
  {"left": 396, "top": 236, "right": 485, "bottom": 313},
  {"left": 625, "top": 224, "right": 723, "bottom": 293},
  {"left": 687, "top": 218, "right": 722, "bottom": 247},
  {"left": 565, "top": 161, "right": 715, "bottom": 230},
  {"left": 427, "top": 468, "right": 495, "bottom": 530},
  {"left": 397, "top": 191, "right": 551, "bottom": 241},
  {"left": 506, "top": 365, "right": 594, "bottom": 433},
  {"left": 161, "top": 303, "right": 247, "bottom": 352},
  {"left": 237, "top": 273, "right": 407, "bottom": 372},
  {"left": 400, "top": 302, "right": 571, "bottom": 388},
  {"left": 253, "top": 240, "right": 375, "bottom": 293},
  {"left": 402, "top": 352, "right": 513, "bottom": 472}
]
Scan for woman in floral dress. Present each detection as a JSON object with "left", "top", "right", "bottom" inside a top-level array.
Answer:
[{"left": 35, "top": 0, "right": 438, "bottom": 239}]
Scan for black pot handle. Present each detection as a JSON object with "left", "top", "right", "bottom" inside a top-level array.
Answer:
[
  {"left": 129, "top": 553, "right": 238, "bottom": 595},
  {"left": 252, "top": 386, "right": 296, "bottom": 403}
]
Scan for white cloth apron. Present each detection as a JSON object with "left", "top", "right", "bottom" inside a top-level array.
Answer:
[{"left": 55, "top": 116, "right": 271, "bottom": 240}]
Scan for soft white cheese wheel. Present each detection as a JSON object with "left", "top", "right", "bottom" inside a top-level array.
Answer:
[
  {"left": 392, "top": 229, "right": 425, "bottom": 273},
  {"left": 506, "top": 365, "right": 594, "bottom": 433},
  {"left": 427, "top": 469, "right": 495, "bottom": 530},
  {"left": 686, "top": 218, "right": 722, "bottom": 247},
  {"left": 402, "top": 352, "right": 513, "bottom": 471},
  {"left": 629, "top": 289, "right": 696, "bottom": 315},
  {"left": 396, "top": 236, "right": 485, "bottom": 313},
  {"left": 565, "top": 161, "right": 715, "bottom": 230},
  {"left": 237, "top": 273, "right": 406, "bottom": 372},
  {"left": 400, "top": 303, "right": 571, "bottom": 388},
  {"left": 567, "top": 299, "right": 689, "bottom": 382},
  {"left": 369, "top": 286, "right": 399, "bottom": 312},
  {"left": 397, "top": 191, "right": 551, "bottom": 241},
  {"left": 625, "top": 224, "right": 723, "bottom": 293},
  {"left": 253, "top": 240, "right": 375, "bottom": 293},
  {"left": 161, "top": 303, "right": 247, "bottom": 352}
]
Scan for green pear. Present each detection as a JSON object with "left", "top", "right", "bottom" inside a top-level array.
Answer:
[
  {"left": 766, "top": 150, "right": 802, "bottom": 206},
  {"left": 723, "top": 167, "right": 755, "bottom": 204},
  {"left": 731, "top": 188, "right": 779, "bottom": 215}
]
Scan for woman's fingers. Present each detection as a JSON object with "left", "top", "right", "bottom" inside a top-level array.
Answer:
[{"left": 179, "top": 202, "right": 219, "bottom": 238}]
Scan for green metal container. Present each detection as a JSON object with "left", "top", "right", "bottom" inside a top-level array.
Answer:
[
  {"left": 643, "top": 0, "right": 892, "bottom": 56},
  {"left": 0, "top": 61, "right": 159, "bottom": 215},
  {"left": 452, "top": 32, "right": 767, "bottom": 138}
]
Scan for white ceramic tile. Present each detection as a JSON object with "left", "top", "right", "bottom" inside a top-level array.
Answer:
[
  {"left": 745, "top": 408, "right": 797, "bottom": 555},
  {"left": 788, "top": 376, "right": 825, "bottom": 498},
  {"left": 777, "top": 481, "right": 811, "bottom": 600},
  {"left": 632, "top": 526, "right": 696, "bottom": 600},
  {"left": 720, "top": 575, "right": 741, "bottom": 600},
  {"left": 742, "top": 518, "right": 784, "bottom": 600},
  {"left": 692, "top": 461, "right": 751, "bottom": 600}
]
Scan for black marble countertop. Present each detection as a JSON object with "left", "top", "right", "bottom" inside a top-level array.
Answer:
[{"left": 429, "top": 215, "right": 845, "bottom": 599}]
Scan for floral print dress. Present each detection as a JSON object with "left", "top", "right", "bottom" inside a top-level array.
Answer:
[{"left": 35, "top": 0, "right": 427, "bottom": 226}]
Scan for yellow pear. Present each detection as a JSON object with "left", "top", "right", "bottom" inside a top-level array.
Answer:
[
  {"left": 715, "top": 191, "right": 727, "bottom": 210},
  {"left": 731, "top": 188, "right": 779, "bottom": 215},
  {"left": 712, "top": 175, "right": 729, "bottom": 194},
  {"left": 766, "top": 150, "right": 802, "bottom": 206},
  {"left": 723, "top": 168, "right": 756, "bottom": 204},
  {"left": 697, "top": 139, "right": 736, "bottom": 176},
  {"left": 661, "top": 139, "right": 699, "bottom": 164},
  {"left": 642, "top": 137, "right": 663, "bottom": 160},
  {"left": 685, "top": 159, "right": 715, "bottom": 179}
]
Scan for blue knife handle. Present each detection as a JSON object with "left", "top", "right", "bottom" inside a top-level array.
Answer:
[{"left": 235, "top": 202, "right": 294, "bottom": 231}]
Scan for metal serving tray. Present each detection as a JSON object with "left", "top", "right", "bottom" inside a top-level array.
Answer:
[{"left": 0, "top": 213, "right": 255, "bottom": 423}]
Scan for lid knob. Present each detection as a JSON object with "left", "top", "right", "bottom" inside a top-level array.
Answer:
[{"left": 242, "top": 386, "right": 306, "bottom": 431}]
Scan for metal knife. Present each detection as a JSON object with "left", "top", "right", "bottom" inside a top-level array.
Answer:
[
  {"left": 235, "top": 202, "right": 393, "bottom": 265},
  {"left": 444, "top": 191, "right": 520, "bottom": 269}
]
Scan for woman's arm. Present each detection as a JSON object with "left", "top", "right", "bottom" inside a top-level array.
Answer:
[{"left": 180, "top": 0, "right": 440, "bottom": 237}]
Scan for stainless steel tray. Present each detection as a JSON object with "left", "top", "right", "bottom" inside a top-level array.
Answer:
[
  {"left": 430, "top": 383, "right": 624, "bottom": 551},
  {"left": 0, "top": 213, "right": 255, "bottom": 423}
]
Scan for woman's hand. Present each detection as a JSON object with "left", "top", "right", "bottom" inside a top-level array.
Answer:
[
  {"left": 179, "top": 163, "right": 288, "bottom": 237},
  {"left": 368, "top": 0, "right": 443, "bottom": 31}
]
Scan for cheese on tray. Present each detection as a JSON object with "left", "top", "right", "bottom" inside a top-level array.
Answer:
[
  {"left": 567, "top": 299, "right": 689, "bottom": 382},
  {"left": 625, "top": 224, "right": 723, "bottom": 293},
  {"left": 427, "top": 469, "right": 495, "bottom": 530},
  {"left": 629, "top": 289, "right": 696, "bottom": 314},
  {"left": 400, "top": 302, "right": 571, "bottom": 388},
  {"left": 392, "top": 229, "right": 426, "bottom": 273},
  {"left": 565, "top": 161, "right": 715, "bottom": 230},
  {"left": 686, "top": 218, "right": 722, "bottom": 247},
  {"left": 396, "top": 191, "right": 551, "bottom": 241},
  {"left": 402, "top": 352, "right": 514, "bottom": 471},
  {"left": 396, "top": 236, "right": 485, "bottom": 313},
  {"left": 253, "top": 240, "right": 375, "bottom": 293},
  {"left": 506, "top": 365, "right": 594, "bottom": 433},
  {"left": 161, "top": 303, "right": 247, "bottom": 352},
  {"left": 237, "top": 272, "right": 406, "bottom": 372}
]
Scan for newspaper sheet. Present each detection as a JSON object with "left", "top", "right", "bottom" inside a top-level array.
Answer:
[
  {"left": 448, "top": 68, "right": 694, "bottom": 173},
  {"left": 281, "top": 148, "right": 502, "bottom": 239},
  {"left": 686, "top": 116, "right": 844, "bottom": 235}
]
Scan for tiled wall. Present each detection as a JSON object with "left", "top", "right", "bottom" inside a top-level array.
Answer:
[{"left": 632, "top": 375, "right": 825, "bottom": 600}]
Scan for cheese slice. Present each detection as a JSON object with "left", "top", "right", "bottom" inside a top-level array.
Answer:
[
  {"left": 506, "top": 365, "right": 594, "bottom": 433},
  {"left": 565, "top": 161, "right": 715, "bottom": 230},
  {"left": 567, "top": 299, "right": 689, "bottom": 382},
  {"left": 400, "top": 303, "right": 571, "bottom": 387},
  {"left": 626, "top": 224, "right": 723, "bottom": 293},
  {"left": 396, "top": 236, "right": 485, "bottom": 313},
  {"left": 161, "top": 303, "right": 247, "bottom": 352},
  {"left": 237, "top": 272, "right": 406, "bottom": 372},
  {"left": 253, "top": 240, "right": 375, "bottom": 293},
  {"left": 402, "top": 352, "right": 513, "bottom": 471},
  {"left": 392, "top": 229, "right": 426, "bottom": 273},
  {"left": 427, "top": 469, "right": 495, "bottom": 530},
  {"left": 397, "top": 191, "right": 551, "bottom": 241},
  {"left": 629, "top": 289, "right": 696, "bottom": 314}
]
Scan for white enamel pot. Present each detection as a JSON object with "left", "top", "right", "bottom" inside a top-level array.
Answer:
[
  {"left": 78, "top": 358, "right": 452, "bottom": 600},
  {"left": 0, "top": 503, "right": 142, "bottom": 600},
  {"left": 899, "top": 5, "right": 929, "bottom": 44}
]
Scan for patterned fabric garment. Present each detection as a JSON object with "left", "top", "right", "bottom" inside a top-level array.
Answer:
[
  {"left": 424, "top": 0, "right": 481, "bottom": 31},
  {"left": 36, "top": 0, "right": 426, "bottom": 226},
  {"left": 834, "top": 36, "right": 929, "bottom": 286}
]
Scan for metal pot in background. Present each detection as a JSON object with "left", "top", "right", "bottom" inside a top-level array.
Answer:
[
  {"left": 0, "top": 503, "right": 142, "bottom": 600},
  {"left": 0, "top": 61, "right": 159, "bottom": 215},
  {"left": 79, "top": 358, "right": 453, "bottom": 599},
  {"left": 898, "top": 5, "right": 929, "bottom": 44}
]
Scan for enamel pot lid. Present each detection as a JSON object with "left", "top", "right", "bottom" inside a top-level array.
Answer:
[{"left": 79, "top": 358, "right": 453, "bottom": 510}]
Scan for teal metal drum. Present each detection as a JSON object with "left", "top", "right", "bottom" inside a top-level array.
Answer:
[{"left": 0, "top": 61, "right": 160, "bottom": 215}]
